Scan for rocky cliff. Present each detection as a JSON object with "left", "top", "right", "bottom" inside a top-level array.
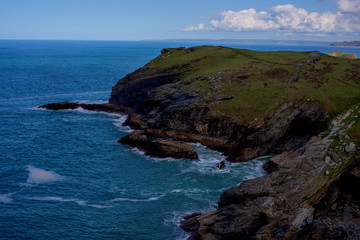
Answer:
[
  {"left": 110, "top": 46, "right": 359, "bottom": 162},
  {"left": 181, "top": 103, "right": 359, "bottom": 239}
]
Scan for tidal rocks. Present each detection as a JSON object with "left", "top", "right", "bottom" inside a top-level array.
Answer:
[
  {"left": 39, "top": 102, "right": 133, "bottom": 114},
  {"left": 118, "top": 131, "right": 199, "bottom": 160}
]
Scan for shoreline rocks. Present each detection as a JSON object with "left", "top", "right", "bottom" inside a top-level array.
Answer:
[
  {"left": 118, "top": 131, "right": 199, "bottom": 160},
  {"left": 181, "top": 106, "right": 359, "bottom": 239}
]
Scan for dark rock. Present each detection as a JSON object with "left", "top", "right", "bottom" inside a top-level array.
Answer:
[
  {"left": 217, "top": 161, "right": 225, "bottom": 169},
  {"left": 118, "top": 131, "right": 147, "bottom": 147},
  {"left": 182, "top": 108, "right": 359, "bottom": 239},
  {"left": 146, "top": 140, "right": 198, "bottom": 159},
  {"left": 118, "top": 131, "right": 199, "bottom": 160},
  {"left": 39, "top": 101, "right": 79, "bottom": 110},
  {"left": 262, "top": 159, "right": 279, "bottom": 174},
  {"left": 39, "top": 102, "right": 133, "bottom": 115}
]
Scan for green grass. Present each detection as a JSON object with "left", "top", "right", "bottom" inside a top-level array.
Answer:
[{"left": 138, "top": 46, "right": 360, "bottom": 124}]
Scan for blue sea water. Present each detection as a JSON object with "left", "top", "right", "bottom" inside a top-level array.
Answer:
[{"left": 0, "top": 40, "right": 359, "bottom": 240}]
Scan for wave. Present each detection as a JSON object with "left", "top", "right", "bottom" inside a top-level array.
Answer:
[
  {"left": 26, "top": 166, "right": 65, "bottom": 184},
  {"left": 27, "top": 196, "right": 113, "bottom": 209},
  {"left": 111, "top": 114, "right": 132, "bottom": 132},
  {"left": 110, "top": 193, "right": 166, "bottom": 203},
  {"left": 0, "top": 192, "right": 16, "bottom": 204}
]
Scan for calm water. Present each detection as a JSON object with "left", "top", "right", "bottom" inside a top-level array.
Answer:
[{"left": 0, "top": 40, "right": 358, "bottom": 240}]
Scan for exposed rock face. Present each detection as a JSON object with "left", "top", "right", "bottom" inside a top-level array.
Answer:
[
  {"left": 119, "top": 130, "right": 199, "bottom": 160},
  {"left": 109, "top": 48, "right": 333, "bottom": 162},
  {"left": 181, "top": 106, "right": 359, "bottom": 239}
]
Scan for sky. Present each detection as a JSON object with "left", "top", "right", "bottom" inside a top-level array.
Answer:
[{"left": 0, "top": 0, "right": 359, "bottom": 41}]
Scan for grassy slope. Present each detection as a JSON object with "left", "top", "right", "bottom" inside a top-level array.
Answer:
[{"left": 144, "top": 46, "right": 360, "bottom": 124}]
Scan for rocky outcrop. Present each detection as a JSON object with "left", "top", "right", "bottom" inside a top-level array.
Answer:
[
  {"left": 181, "top": 105, "right": 359, "bottom": 239},
  {"left": 118, "top": 130, "right": 198, "bottom": 160},
  {"left": 328, "top": 50, "right": 357, "bottom": 59},
  {"left": 109, "top": 46, "right": 358, "bottom": 162},
  {"left": 39, "top": 101, "right": 133, "bottom": 114}
]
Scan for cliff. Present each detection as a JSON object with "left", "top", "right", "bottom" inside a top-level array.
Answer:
[
  {"left": 181, "top": 102, "right": 359, "bottom": 239},
  {"left": 110, "top": 46, "right": 360, "bottom": 162},
  {"left": 331, "top": 41, "right": 360, "bottom": 47}
]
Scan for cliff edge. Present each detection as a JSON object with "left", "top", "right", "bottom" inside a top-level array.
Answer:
[
  {"left": 110, "top": 46, "right": 359, "bottom": 162},
  {"left": 181, "top": 103, "right": 359, "bottom": 239}
]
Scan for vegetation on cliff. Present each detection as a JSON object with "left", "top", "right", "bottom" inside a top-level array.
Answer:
[{"left": 110, "top": 46, "right": 360, "bottom": 161}]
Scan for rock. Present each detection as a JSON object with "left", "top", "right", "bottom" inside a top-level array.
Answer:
[
  {"left": 262, "top": 159, "right": 278, "bottom": 173},
  {"left": 345, "top": 142, "right": 356, "bottom": 153},
  {"left": 182, "top": 107, "right": 360, "bottom": 239},
  {"left": 180, "top": 213, "right": 202, "bottom": 235},
  {"left": 118, "top": 131, "right": 199, "bottom": 160},
  {"left": 146, "top": 140, "right": 198, "bottom": 159},
  {"left": 39, "top": 101, "right": 79, "bottom": 110},
  {"left": 118, "top": 131, "right": 147, "bottom": 147},
  {"left": 39, "top": 102, "right": 133, "bottom": 115},
  {"left": 217, "top": 161, "right": 225, "bottom": 169}
]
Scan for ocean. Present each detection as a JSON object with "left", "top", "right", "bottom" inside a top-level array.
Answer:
[{"left": 0, "top": 40, "right": 359, "bottom": 240}]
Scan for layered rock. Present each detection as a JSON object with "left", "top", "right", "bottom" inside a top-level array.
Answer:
[{"left": 181, "top": 105, "right": 359, "bottom": 239}]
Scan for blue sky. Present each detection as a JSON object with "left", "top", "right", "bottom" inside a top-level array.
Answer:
[{"left": 1, "top": 0, "right": 359, "bottom": 41}]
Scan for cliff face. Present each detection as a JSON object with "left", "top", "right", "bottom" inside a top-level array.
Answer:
[
  {"left": 110, "top": 46, "right": 359, "bottom": 162},
  {"left": 182, "top": 103, "right": 359, "bottom": 239}
]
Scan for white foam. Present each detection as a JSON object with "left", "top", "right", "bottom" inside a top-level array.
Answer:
[
  {"left": 0, "top": 193, "right": 15, "bottom": 204},
  {"left": 27, "top": 196, "right": 113, "bottom": 208},
  {"left": 29, "top": 196, "right": 86, "bottom": 206},
  {"left": 26, "top": 166, "right": 65, "bottom": 184},
  {"left": 180, "top": 143, "right": 227, "bottom": 175},
  {"left": 111, "top": 114, "right": 132, "bottom": 132},
  {"left": 111, "top": 193, "right": 166, "bottom": 203}
]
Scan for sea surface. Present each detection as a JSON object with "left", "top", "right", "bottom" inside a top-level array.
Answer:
[{"left": 0, "top": 40, "right": 359, "bottom": 240}]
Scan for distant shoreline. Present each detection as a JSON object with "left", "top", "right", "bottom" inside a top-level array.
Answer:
[{"left": 331, "top": 40, "right": 360, "bottom": 47}]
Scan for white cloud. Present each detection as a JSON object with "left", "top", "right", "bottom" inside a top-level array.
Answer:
[
  {"left": 271, "top": 4, "right": 337, "bottom": 32},
  {"left": 184, "top": 1, "right": 360, "bottom": 36},
  {"left": 209, "top": 9, "right": 279, "bottom": 31},
  {"left": 337, "top": 0, "right": 360, "bottom": 13},
  {"left": 183, "top": 23, "right": 212, "bottom": 31}
]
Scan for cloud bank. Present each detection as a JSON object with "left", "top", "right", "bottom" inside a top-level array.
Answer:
[{"left": 184, "top": 0, "right": 360, "bottom": 36}]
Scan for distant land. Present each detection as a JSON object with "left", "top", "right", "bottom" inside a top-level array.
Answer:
[
  {"left": 163, "top": 39, "right": 332, "bottom": 45},
  {"left": 331, "top": 40, "right": 360, "bottom": 47}
]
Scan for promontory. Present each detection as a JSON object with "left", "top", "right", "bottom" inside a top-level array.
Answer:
[{"left": 40, "top": 46, "right": 360, "bottom": 239}]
